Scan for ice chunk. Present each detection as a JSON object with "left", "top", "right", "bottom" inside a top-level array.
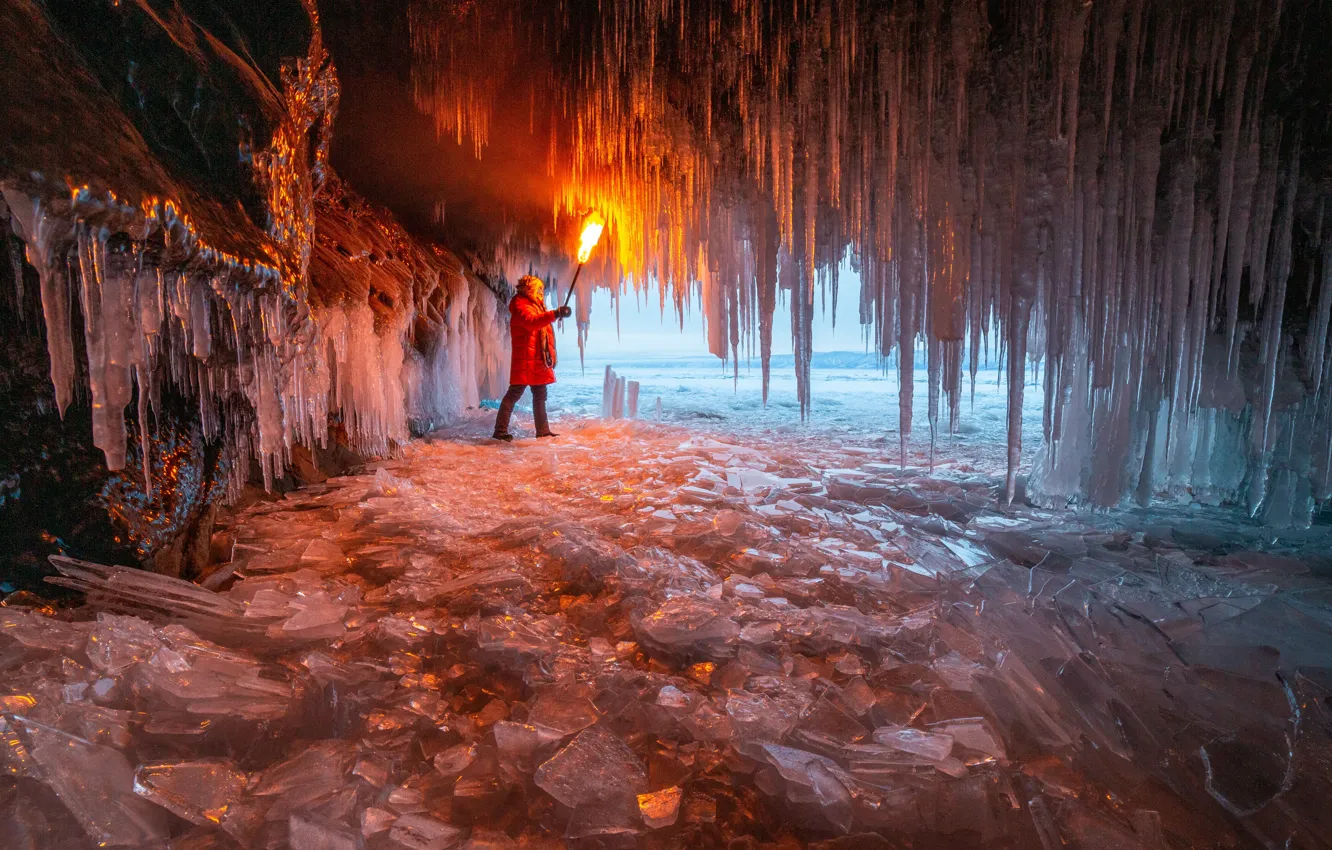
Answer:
[
  {"left": 132, "top": 759, "right": 247, "bottom": 826},
  {"left": 375, "top": 467, "right": 416, "bottom": 496},
  {"left": 739, "top": 621, "right": 782, "bottom": 644},
  {"left": 361, "top": 806, "right": 397, "bottom": 837},
  {"left": 0, "top": 607, "right": 88, "bottom": 652},
  {"left": 387, "top": 784, "right": 426, "bottom": 814},
  {"left": 930, "top": 717, "right": 1005, "bottom": 761},
  {"left": 1028, "top": 795, "right": 1062, "bottom": 850},
  {"left": 565, "top": 794, "right": 643, "bottom": 839},
  {"left": 931, "top": 650, "right": 983, "bottom": 691},
  {"left": 1130, "top": 809, "right": 1168, "bottom": 849},
  {"left": 794, "top": 694, "right": 870, "bottom": 751},
  {"left": 388, "top": 813, "right": 463, "bottom": 849},
  {"left": 635, "top": 597, "right": 740, "bottom": 657},
  {"left": 713, "top": 509, "right": 745, "bottom": 536},
  {"left": 353, "top": 753, "right": 391, "bottom": 787},
  {"left": 0, "top": 717, "right": 35, "bottom": 778},
  {"left": 276, "top": 591, "right": 348, "bottom": 639},
  {"left": 726, "top": 468, "right": 784, "bottom": 493},
  {"left": 423, "top": 566, "right": 527, "bottom": 600},
  {"left": 12, "top": 717, "right": 168, "bottom": 845},
  {"left": 534, "top": 726, "right": 647, "bottom": 808},
  {"left": 1056, "top": 802, "right": 1154, "bottom": 849},
  {"left": 657, "top": 685, "right": 690, "bottom": 708},
  {"left": 526, "top": 686, "right": 600, "bottom": 735},
  {"left": 434, "top": 743, "right": 478, "bottom": 776},
  {"left": 726, "top": 689, "right": 804, "bottom": 742},
  {"left": 250, "top": 740, "right": 356, "bottom": 808},
  {"left": 290, "top": 811, "right": 362, "bottom": 850},
  {"left": 1200, "top": 723, "right": 1293, "bottom": 816},
  {"left": 471, "top": 614, "right": 561, "bottom": 658},
  {"left": 741, "top": 742, "right": 852, "bottom": 831},
  {"left": 638, "top": 785, "right": 682, "bottom": 829},
  {"left": 86, "top": 613, "right": 162, "bottom": 674},
  {"left": 682, "top": 699, "right": 734, "bottom": 741},
  {"left": 872, "top": 726, "right": 955, "bottom": 762},
  {"left": 493, "top": 721, "right": 565, "bottom": 772}
]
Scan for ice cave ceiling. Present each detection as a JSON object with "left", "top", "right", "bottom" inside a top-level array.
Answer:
[{"left": 2, "top": 0, "right": 1332, "bottom": 524}]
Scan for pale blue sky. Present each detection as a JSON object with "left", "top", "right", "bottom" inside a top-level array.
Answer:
[{"left": 554, "top": 263, "right": 871, "bottom": 358}]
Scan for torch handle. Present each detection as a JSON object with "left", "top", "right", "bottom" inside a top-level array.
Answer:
[{"left": 560, "top": 263, "right": 584, "bottom": 311}]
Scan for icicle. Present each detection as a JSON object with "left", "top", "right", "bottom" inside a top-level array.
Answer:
[
  {"left": 134, "top": 363, "right": 152, "bottom": 499},
  {"left": 189, "top": 282, "right": 211, "bottom": 361},
  {"left": 2, "top": 189, "right": 77, "bottom": 416},
  {"left": 1223, "top": 133, "right": 1260, "bottom": 374},
  {"left": 3, "top": 226, "right": 22, "bottom": 311},
  {"left": 1309, "top": 241, "right": 1332, "bottom": 401},
  {"left": 1247, "top": 141, "right": 1300, "bottom": 517},
  {"left": 1209, "top": 20, "right": 1256, "bottom": 344},
  {"left": 76, "top": 225, "right": 132, "bottom": 470}
]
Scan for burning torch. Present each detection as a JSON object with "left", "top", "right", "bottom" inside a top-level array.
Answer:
[{"left": 560, "top": 211, "right": 606, "bottom": 311}]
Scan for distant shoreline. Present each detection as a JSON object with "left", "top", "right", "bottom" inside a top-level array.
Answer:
[{"left": 561, "top": 351, "right": 1003, "bottom": 371}]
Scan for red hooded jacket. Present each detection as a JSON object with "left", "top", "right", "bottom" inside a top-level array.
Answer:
[{"left": 508, "top": 295, "right": 559, "bottom": 386}]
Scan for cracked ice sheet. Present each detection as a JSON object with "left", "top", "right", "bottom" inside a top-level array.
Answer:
[{"left": 6, "top": 413, "right": 1332, "bottom": 848}]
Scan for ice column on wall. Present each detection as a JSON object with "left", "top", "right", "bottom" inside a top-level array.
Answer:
[
  {"left": 2, "top": 187, "right": 505, "bottom": 495},
  {"left": 404, "top": 268, "right": 509, "bottom": 430}
]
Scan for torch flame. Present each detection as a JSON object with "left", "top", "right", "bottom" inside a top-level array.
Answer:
[{"left": 576, "top": 212, "right": 605, "bottom": 264}]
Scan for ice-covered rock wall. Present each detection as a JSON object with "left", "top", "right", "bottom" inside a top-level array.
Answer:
[
  {"left": 310, "top": 178, "right": 509, "bottom": 436},
  {"left": 405, "top": 0, "right": 1332, "bottom": 525},
  {"left": 0, "top": 0, "right": 506, "bottom": 500}
]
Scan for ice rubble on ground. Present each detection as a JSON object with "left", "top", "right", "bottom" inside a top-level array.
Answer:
[{"left": 2, "top": 418, "right": 1330, "bottom": 847}]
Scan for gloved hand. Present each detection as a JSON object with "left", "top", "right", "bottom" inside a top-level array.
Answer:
[{"left": 556, "top": 305, "right": 573, "bottom": 319}]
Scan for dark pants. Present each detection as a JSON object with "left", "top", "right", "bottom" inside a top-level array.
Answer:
[{"left": 493, "top": 384, "right": 550, "bottom": 436}]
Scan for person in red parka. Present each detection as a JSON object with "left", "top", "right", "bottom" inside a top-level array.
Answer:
[{"left": 493, "top": 275, "right": 572, "bottom": 441}]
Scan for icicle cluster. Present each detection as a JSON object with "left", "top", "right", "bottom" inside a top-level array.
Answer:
[
  {"left": 408, "top": 0, "right": 1332, "bottom": 524},
  {"left": 1, "top": 180, "right": 507, "bottom": 498}
]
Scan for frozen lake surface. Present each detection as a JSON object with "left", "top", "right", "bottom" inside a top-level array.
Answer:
[{"left": 535, "top": 354, "right": 1045, "bottom": 476}]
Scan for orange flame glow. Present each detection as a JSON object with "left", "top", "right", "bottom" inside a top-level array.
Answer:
[{"left": 576, "top": 212, "right": 605, "bottom": 264}]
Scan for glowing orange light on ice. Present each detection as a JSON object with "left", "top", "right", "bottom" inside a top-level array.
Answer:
[{"left": 576, "top": 212, "right": 606, "bottom": 264}]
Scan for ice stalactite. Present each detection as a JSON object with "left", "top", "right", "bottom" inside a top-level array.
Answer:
[
  {"left": 2, "top": 188, "right": 77, "bottom": 418},
  {"left": 406, "top": 0, "right": 1332, "bottom": 525},
  {"left": 2, "top": 179, "right": 506, "bottom": 496}
]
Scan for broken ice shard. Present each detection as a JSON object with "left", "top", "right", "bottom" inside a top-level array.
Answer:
[
  {"left": 132, "top": 758, "right": 247, "bottom": 826},
  {"left": 634, "top": 597, "right": 740, "bottom": 657},
  {"left": 526, "top": 686, "right": 600, "bottom": 735},
  {"left": 388, "top": 813, "right": 463, "bottom": 849},
  {"left": 289, "top": 811, "right": 362, "bottom": 850},
  {"left": 534, "top": 726, "right": 648, "bottom": 808},
  {"left": 742, "top": 742, "right": 853, "bottom": 832},
  {"left": 638, "top": 785, "right": 683, "bottom": 829},
  {"left": 12, "top": 717, "right": 168, "bottom": 845},
  {"left": 871, "top": 726, "right": 956, "bottom": 761}
]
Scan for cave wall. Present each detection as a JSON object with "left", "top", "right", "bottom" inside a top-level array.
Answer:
[{"left": 0, "top": 0, "right": 509, "bottom": 570}]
